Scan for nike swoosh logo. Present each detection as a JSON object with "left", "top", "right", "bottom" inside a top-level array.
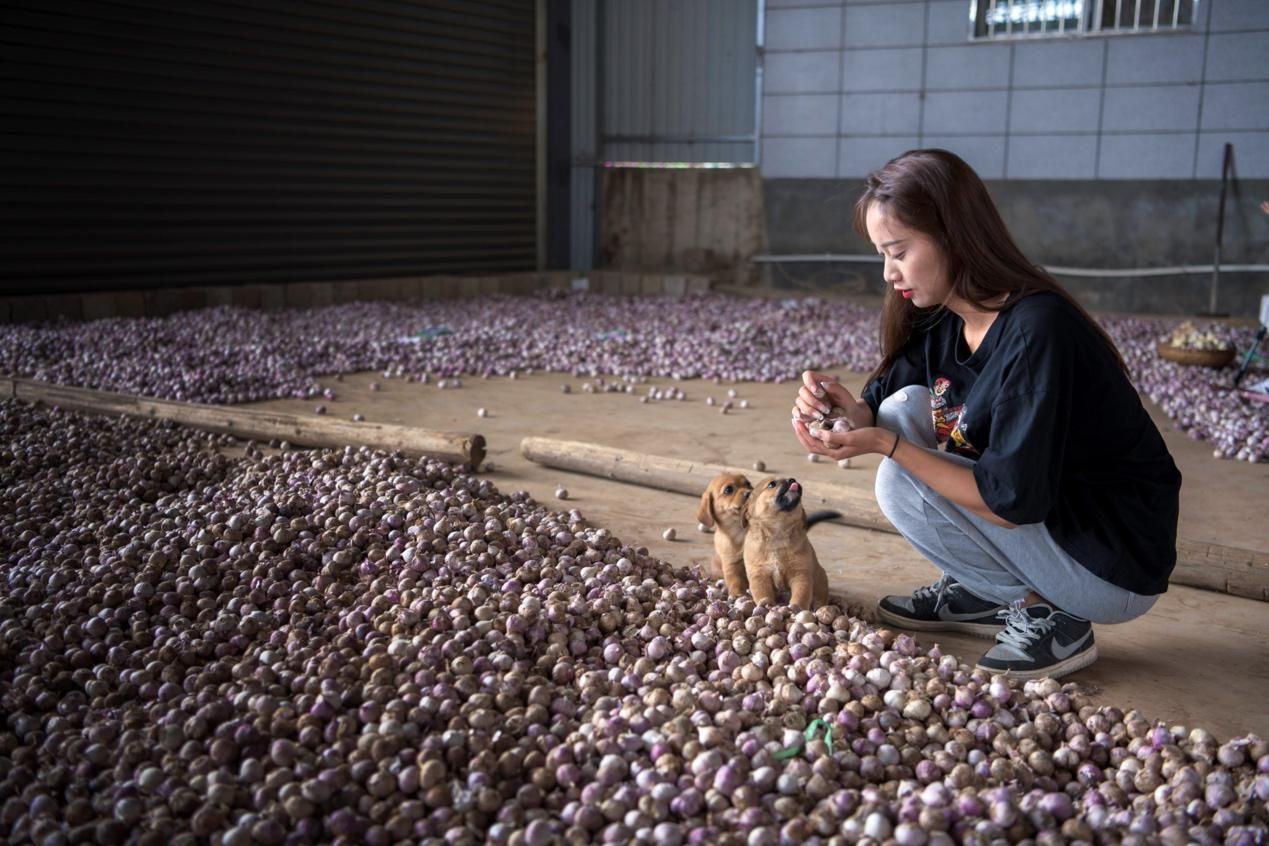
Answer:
[
  {"left": 1051, "top": 631, "right": 1092, "bottom": 660},
  {"left": 937, "top": 607, "right": 1000, "bottom": 622}
]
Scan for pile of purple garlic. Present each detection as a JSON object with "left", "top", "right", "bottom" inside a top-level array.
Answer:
[
  {"left": 1102, "top": 317, "right": 1267, "bottom": 463},
  {"left": 0, "top": 294, "right": 880, "bottom": 405},
  {"left": 0, "top": 293, "right": 1264, "bottom": 460},
  {"left": 1, "top": 400, "right": 1265, "bottom": 846}
]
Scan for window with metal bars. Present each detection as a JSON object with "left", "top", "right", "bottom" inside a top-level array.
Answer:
[{"left": 970, "top": 0, "right": 1197, "bottom": 40}]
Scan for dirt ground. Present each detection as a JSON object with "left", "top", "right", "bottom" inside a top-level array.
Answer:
[{"left": 252, "top": 365, "right": 1269, "bottom": 742}]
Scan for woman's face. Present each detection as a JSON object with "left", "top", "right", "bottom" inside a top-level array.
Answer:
[{"left": 865, "top": 203, "right": 951, "bottom": 309}]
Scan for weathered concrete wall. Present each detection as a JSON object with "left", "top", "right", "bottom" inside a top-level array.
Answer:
[
  {"left": 600, "top": 168, "right": 768, "bottom": 285},
  {"left": 762, "top": 178, "right": 1269, "bottom": 317}
]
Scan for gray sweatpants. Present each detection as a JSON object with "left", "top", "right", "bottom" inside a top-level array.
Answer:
[{"left": 874, "top": 386, "right": 1159, "bottom": 625}]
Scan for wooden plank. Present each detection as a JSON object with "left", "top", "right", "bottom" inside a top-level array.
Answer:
[
  {"left": 204, "top": 286, "right": 235, "bottom": 308},
  {"left": 1175, "top": 538, "right": 1269, "bottom": 602},
  {"left": 406, "top": 277, "right": 431, "bottom": 300},
  {"left": 603, "top": 272, "right": 626, "bottom": 295},
  {"left": 549, "top": 271, "right": 574, "bottom": 291},
  {"left": 43, "top": 295, "right": 83, "bottom": 322},
  {"left": 332, "top": 281, "right": 361, "bottom": 304},
  {"left": 360, "top": 278, "right": 405, "bottom": 302},
  {"left": 396, "top": 277, "right": 424, "bottom": 302},
  {"left": 308, "top": 282, "right": 335, "bottom": 308},
  {"left": 672, "top": 169, "right": 701, "bottom": 271},
  {"left": 285, "top": 283, "right": 313, "bottom": 309},
  {"left": 521, "top": 436, "right": 1269, "bottom": 602},
  {"left": 0, "top": 377, "right": 15, "bottom": 399},
  {"left": 9, "top": 378, "right": 485, "bottom": 469},
  {"left": 643, "top": 169, "right": 673, "bottom": 268},
  {"left": 146, "top": 287, "right": 205, "bottom": 316},
  {"left": 259, "top": 286, "right": 287, "bottom": 310},
  {"left": 742, "top": 168, "right": 770, "bottom": 287},
  {"left": 417, "top": 276, "right": 441, "bottom": 301},
  {"left": 510, "top": 274, "right": 540, "bottom": 295},
  {"left": 521, "top": 436, "right": 892, "bottom": 535},
  {"left": 80, "top": 293, "right": 116, "bottom": 320},
  {"left": 499, "top": 274, "right": 519, "bottom": 295},
  {"left": 10, "top": 298, "right": 48, "bottom": 324},
  {"left": 232, "top": 286, "right": 264, "bottom": 310},
  {"left": 438, "top": 275, "right": 462, "bottom": 299}
]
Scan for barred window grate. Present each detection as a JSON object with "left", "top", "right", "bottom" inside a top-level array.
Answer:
[
  {"left": 1094, "top": 0, "right": 1197, "bottom": 31},
  {"left": 971, "top": 0, "right": 1198, "bottom": 40}
]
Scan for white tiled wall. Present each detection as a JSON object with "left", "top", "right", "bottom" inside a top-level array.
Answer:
[{"left": 760, "top": 0, "right": 1269, "bottom": 179}]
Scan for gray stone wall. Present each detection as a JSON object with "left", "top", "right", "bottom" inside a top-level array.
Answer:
[
  {"left": 763, "top": 178, "right": 1269, "bottom": 317},
  {"left": 758, "top": 0, "right": 1269, "bottom": 316},
  {"left": 761, "top": 0, "right": 1269, "bottom": 181}
]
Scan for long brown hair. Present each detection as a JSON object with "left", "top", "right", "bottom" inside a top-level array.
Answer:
[{"left": 853, "top": 148, "right": 1126, "bottom": 384}]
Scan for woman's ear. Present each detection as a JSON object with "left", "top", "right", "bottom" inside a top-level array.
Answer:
[{"left": 696, "top": 489, "right": 715, "bottom": 528}]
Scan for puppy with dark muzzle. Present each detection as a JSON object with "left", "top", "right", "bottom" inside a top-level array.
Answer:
[
  {"left": 697, "top": 472, "right": 754, "bottom": 598},
  {"left": 742, "top": 476, "right": 837, "bottom": 609}
]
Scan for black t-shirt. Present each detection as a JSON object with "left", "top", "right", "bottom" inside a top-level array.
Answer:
[{"left": 860, "top": 291, "right": 1181, "bottom": 596}]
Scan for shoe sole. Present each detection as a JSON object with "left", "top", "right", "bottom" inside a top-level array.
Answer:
[
  {"left": 974, "top": 643, "right": 1099, "bottom": 681},
  {"left": 876, "top": 605, "right": 1004, "bottom": 639}
]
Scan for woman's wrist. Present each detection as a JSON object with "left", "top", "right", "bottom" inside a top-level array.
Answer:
[
  {"left": 873, "top": 428, "right": 899, "bottom": 456},
  {"left": 852, "top": 400, "right": 876, "bottom": 430}
]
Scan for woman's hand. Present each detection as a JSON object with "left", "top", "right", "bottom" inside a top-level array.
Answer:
[
  {"left": 793, "top": 418, "right": 893, "bottom": 460},
  {"left": 792, "top": 370, "right": 875, "bottom": 431}
]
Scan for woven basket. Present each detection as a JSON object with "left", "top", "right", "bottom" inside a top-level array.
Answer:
[{"left": 1156, "top": 343, "right": 1236, "bottom": 368}]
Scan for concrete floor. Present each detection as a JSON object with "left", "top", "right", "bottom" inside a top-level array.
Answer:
[{"left": 253, "top": 366, "right": 1269, "bottom": 742}]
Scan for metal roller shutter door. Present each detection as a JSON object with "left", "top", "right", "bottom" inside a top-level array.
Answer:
[{"left": 0, "top": 0, "right": 536, "bottom": 294}]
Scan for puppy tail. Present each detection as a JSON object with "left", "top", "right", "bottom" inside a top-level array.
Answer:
[{"left": 804, "top": 510, "right": 842, "bottom": 530}]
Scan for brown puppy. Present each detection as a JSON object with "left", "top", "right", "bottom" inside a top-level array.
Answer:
[
  {"left": 697, "top": 473, "right": 753, "bottom": 597},
  {"left": 743, "top": 476, "right": 833, "bottom": 609}
]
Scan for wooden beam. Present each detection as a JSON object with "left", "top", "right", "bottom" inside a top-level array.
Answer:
[
  {"left": 1174, "top": 539, "right": 1269, "bottom": 602},
  {"left": 521, "top": 436, "right": 1269, "bottom": 603},
  {"left": 6, "top": 378, "right": 485, "bottom": 469},
  {"left": 520, "top": 436, "right": 892, "bottom": 534}
]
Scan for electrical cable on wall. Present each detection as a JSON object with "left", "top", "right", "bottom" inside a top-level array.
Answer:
[{"left": 752, "top": 255, "right": 1269, "bottom": 279}]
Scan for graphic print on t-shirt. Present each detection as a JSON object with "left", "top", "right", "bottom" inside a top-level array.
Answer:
[
  {"left": 930, "top": 376, "right": 978, "bottom": 456},
  {"left": 930, "top": 376, "right": 961, "bottom": 441},
  {"left": 948, "top": 414, "right": 976, "bottom": 456}
]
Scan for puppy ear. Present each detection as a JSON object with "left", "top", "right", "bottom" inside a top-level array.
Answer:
[
  {"left": 696, "top": 489, "right": 715, "bottom": 528},
  {"left": 741, "top": 493, "right": 753, "bottom": 529}
]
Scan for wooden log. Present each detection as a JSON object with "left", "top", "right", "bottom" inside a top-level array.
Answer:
[
  {"left": 521, "top": 436, "right": 1269, "bottom": 603},
  {"left": 7, "top": 378, "right": 485, "bottom": 468},
  {"left": 1174, "top": 539, "right": 1269, "bottom": 602},
  {"left": 520, "top": 436, "right": 892, "bottom": 534}
]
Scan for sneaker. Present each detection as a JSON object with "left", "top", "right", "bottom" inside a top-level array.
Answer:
[
  {"left": 975, "top": 602, "right": 1097, "bottom": 680},
  {"left": 876, "top": 574, "right": 1009, "bottom": 638}
]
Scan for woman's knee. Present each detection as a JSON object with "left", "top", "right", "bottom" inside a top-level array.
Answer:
[
  {"left": 876, "top": 385, "right": 933, "bottom": 442},
  {"left": 1056, "top": 587, "right": 1158, "bottom": 625},
  {"left": 874, "top": 457, "right": 922, "bottom": 529},
  {"left": 1098, "top": 591, "right": 1158, "bottom": 625}
]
